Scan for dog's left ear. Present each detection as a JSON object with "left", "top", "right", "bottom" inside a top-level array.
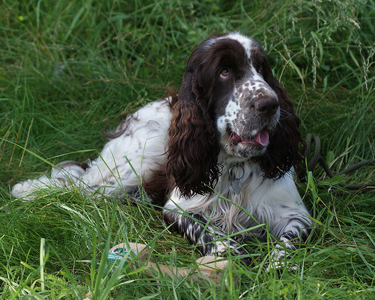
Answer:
[{"left": 258, "top": 57, "right": 305, "bottom": 178}]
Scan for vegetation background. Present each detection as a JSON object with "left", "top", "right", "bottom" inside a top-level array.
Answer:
[{"left": 0, "top": 0, "right": 374, "bottom": 299}]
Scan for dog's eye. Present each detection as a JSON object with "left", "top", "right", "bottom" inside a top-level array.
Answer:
[
  {"left": 220, "top": 69, "right": 230, "bottom": 80},
  {"left": 256, "top": 65, "right": 263, "bottom": 74}
]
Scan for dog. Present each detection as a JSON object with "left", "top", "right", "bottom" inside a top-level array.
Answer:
[{"left": 12, "top": 33, "right": 311, "bottom": 267}]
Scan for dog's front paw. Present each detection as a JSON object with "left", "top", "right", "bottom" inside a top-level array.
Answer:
[{"left": 266, "top": 247, "right": 298, "bottom": 272}]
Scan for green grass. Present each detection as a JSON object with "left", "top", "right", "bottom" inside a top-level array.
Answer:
[{"left": 1, "top": 0, "right": 375, "bottom": 298}]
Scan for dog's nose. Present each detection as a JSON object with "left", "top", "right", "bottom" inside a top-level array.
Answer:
[{"left": 255, "top": 97, "right": 279, "bottom": 117}]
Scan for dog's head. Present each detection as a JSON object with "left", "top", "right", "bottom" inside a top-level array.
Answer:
[{"left": 168, "top": 33, "right": 304, "bottom": 197}]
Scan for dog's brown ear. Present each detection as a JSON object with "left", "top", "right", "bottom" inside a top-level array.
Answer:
[
  {"left": 261, "top": 68, "right": 305, "bottom": 177},
  {"left": 167, "top": 55, "right": 220, "bottom": 198}
]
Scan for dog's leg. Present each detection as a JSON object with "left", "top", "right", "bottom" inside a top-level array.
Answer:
[
  {"left": 51, "top": 160, "right": 88, "bottom": 183},
  {"left": 268, "top": 218, "right": 311, "bottom": 271},
  {"left": 11, "top": 160, "right": 87, "bottom": 199},
  {"left": 163, "top": 210, "right": 252, "bottom": 265}
]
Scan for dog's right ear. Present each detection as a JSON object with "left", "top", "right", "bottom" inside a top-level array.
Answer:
[{"left": 167, "top": 60, "right": 220, "bottom": 199}]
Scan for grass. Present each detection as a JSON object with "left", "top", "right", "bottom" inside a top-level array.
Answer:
[{"left": 1, "top": 0, "right": 375, "bottom": 298}]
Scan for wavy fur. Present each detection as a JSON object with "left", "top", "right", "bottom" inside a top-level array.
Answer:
[{"left": 167, "top": 70, "right": 221, "bottom": 198}]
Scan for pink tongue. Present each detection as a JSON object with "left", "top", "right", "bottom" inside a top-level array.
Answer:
[{"left": 255, "top": 130, "right": 269, "bottom": 146}]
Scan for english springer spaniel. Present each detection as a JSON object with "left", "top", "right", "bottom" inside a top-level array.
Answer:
[{"left": 12, "top": 33, "right": 311, "bottom": 268}]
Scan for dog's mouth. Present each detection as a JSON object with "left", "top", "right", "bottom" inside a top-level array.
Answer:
[{"left": 228, "top": 128, "right": 270, "bottom": 147}]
